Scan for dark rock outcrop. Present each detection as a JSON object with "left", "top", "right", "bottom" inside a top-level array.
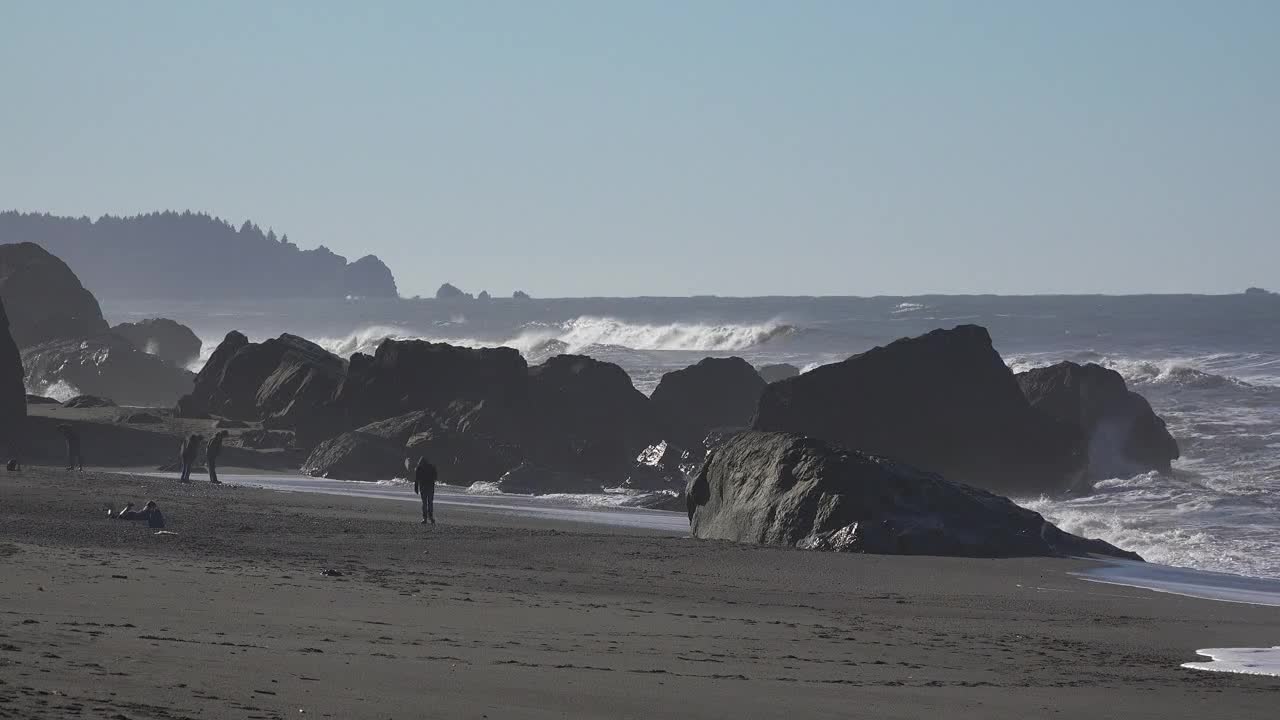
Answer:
[
  {"left": 177, "top": 332, "right": 346, "bottom": 442},
  {"left": 757, "top": 363, "right": 801, "bottom": 384},
  {"left": 0, "top": 297, "right": 25, "bottom": 454},
  {"left": 302, "top": 410, "right": 438, "bottom": 481},
  {"left": 333, "top": 340, "right": 526, "bottom": 429},
  {"left": 754, "top": 325, "right": 1084, "bottom": 496},
  {"left": 0, "top": 242, "right": 108, "bottom": 348},
  {"left": 22, "top": 334, "right": 193, "bottom": 407},
  {"left": 651, "top": 357, "right": 767, "bottom": 447},
  {"left": 512, "top": 290, "right": 531, "bottom": 300},
  {"left": 302, "top": 430, "right": 406, "bottom": 482},
  {"left": 687, "top": 432, "right": 1139, "bottom": 560},
  {"left": 525, "top": 354, "right": 661, "bottom": 481},
  {"left": 110, "top": 318, "right": 202, "bottom": 368},
  {"left": 1016, "top": 362, "right": 1179, "bottom": 478},
  {"left": 63, "top": 395, "right": 116, "bottom": 408},
  {"left": 25, "top": 394, "right": 58, "bottom": 405},
  {"left": 493, "top": 463, "right": 603, "bottom": 495}
]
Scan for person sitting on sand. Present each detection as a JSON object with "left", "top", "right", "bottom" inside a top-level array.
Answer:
[
  {"left": 110, "top": 500, "right": 166, "bottom": 529},
  {"left": 56, "top": 423, "right": 83, "bottom": 471},
  {"left": 412, "top": 456, "right": 437, "bottom": 525},
  {"left": 178, "top": 433, "right": 202, "bottom": 482},
  {"left": 206, "top": 430, "right": 228, "bottom": 484}
]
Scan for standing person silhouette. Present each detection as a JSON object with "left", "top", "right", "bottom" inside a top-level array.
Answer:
[
  {"left": 412, "top": 456, "right": 437, "bottom": 525},
  {"left": 178, "top": 433, "right": 202, "bottom": 482},
  {"left": 206, "top": 430, "right": 228, "bottom": 484},
  {"left": 56, "top": 423, "right": 83, "bottom": 470}
]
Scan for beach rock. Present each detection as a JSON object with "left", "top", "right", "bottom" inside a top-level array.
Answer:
[
  {"left": 651, "top": 357, "right": 767, "bottom": 447},
  {"left": 1016, "top": 362, "right": 1180, "bottom": 478},
  {"left": 301, "top": 411, "right": 438, "bottom": 481},
  {"left": 122, "top": 412, "right": 163, "bottom": 424},
  {"left": 333, "top": 339, "right": 527, "bottom": 428},
  {"left": 0, "top": 242, "right": 109, "bottom": 348},
  {"left": 21, "top": 335, "right": 194, "bottom": 407},
  {"left": 0, "top": 297, "right": 25, "bottom": 454},
  {"left": 237, "top": 428, "right": 295, "bottom": 450},
  {"left": 403, "top": 401, "right": 526, "bottom": 486},
  {"left": 688, "top": 431, "right": 1140, "bottom": 560},
  {"left": 177, "top": 332, "right": 345, "bottom": 436},
  {"left": 61, "top": 395, "right": 116, "bottom": 408},
  {"left": 757, "top": 363, "right": 801, "bottom": 383},
  {"left": 525, "top": 354, "right": 661, "bottom": 481},
  {"left": 493, "top": 462, "right": 603, "bottom": 495},
  {"left": 754, "top": 325, "right": 1085, "bottom": 496},
  {"left": 25, "top": 394, "right": 58, "bottom": 405},
  {"left": 301, "top": 430, "right": 405, "bottom": 482},
  {"left": 109, "top": 318, "right": 202, "bottom": 368}
]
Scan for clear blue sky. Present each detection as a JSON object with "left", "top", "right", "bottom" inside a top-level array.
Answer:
[{"left": 2, "top": 1, "right": 1276, "bottom": 297}]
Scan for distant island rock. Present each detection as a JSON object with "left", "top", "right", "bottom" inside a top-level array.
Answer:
[
  {"left": 513, "top": 290, "right": 531, "bottom": 300},
  {"left": 1244, "top": 287, "right": 1275, "bottom": 296},
  {"left": 435, "top": 283, "right": 474, "bottom": 301},
  {"left": 0, "top": 211, "right": 398, "bottom": 300},
  {"left": 0, "top": 241, "right": 109, "bottom": 347}
]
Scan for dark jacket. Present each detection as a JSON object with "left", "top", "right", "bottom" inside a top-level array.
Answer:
[{"left": 414, "top": 461, "right": 437, "bottom": 495}]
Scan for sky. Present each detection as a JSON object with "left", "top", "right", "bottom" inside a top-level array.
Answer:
[{"left": 1, "top": 1, "right": 1277, "bottom": 298}]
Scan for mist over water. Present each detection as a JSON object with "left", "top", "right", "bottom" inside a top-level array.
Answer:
[{"left": 104, "top": 293, "right": 1280, "bottom": 578}]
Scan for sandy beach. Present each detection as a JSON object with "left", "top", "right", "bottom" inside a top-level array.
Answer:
[{"left": 1, "top": 467, "right": 1277, "bottom": 719}]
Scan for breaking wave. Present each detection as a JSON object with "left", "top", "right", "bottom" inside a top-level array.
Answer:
[{"left": 307, "top": 316, "right": 796, "bottom": 361}]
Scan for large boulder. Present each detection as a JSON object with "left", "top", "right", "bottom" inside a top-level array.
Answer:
[
  {"left": 177, "top": 332, "right": 346, "bottom": 441},
  {"left": 1016, "top": 362, "right": 1179, "bottom": 478},
  {"left": 110, "top": 318, "right": 202, "bottom": 368},
  {"left": 650, "top": 357, "right": 767, "bottom": 447},
  {"left": 0, "top": 242, "right": 108, "bottom": 348},
  {"left": 525, "top": 354, "right": 661, "bottom": 481},
  {"left": 687, "top": 432, "right": 1140, "bottom": 560},
  {"left": 754, "top": 325, "right": 1084, "bottom": 496},
  {"left": 302, "top": 410, "right": 450, "bottom": 481},
  {"left": 301, "top": 430, "right": 405, "bottom": 482},
  {"left": 492, "top": 462, "right": 603, "bottom": 495},
  {"left": 332, "top": 340, "right": 527, "bottom": 428},
  {"left": 0, "top": 297, "right": 26, "bottom": 455},
  {"left": 21, "top": 334, "right": 194, "bottom": 407}
]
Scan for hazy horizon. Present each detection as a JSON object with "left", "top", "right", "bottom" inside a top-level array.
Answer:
[{"left": 3, "top": 1, "right": 1277, "bottom": 297}]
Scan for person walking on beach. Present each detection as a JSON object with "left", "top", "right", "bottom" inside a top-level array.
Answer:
[
  {"left": 206, "top": 430, "right": 228, "bottom": 484},
  {"left": 56, "top": 423, "right": 83, "bottom": 471},
  {"left": 412, "top": 456, "right": 437, "bottom": 525},
  {"left": 178, "top": 433, "right": 202, "bottom": 482}
]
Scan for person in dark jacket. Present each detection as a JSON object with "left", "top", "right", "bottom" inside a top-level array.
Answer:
[
  {"left": 412, "top": 456, "right": 437, "bottom": 525},
  {"left": 206, "top": 430, "right": 228, "bottom": 484},
  {"left": 56, "top": 423, "right": 83, "bottom": 471},
  {"left": 179, "top": 434, "right": 202, "bottom": 482}
]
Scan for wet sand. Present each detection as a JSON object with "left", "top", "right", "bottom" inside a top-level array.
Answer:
[{"left": 1, "top": 467, "right": 1277, "bottom": 719}]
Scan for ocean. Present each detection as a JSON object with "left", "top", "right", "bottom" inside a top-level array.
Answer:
[{"left": 101, "top": 293, "right": 1280, "bottom": 580}]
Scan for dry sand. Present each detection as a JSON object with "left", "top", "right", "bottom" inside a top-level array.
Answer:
[{"left": 1, "top": 467, "right": 1277, "bottom": 719}]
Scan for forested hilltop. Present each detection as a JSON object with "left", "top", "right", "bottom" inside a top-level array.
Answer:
[{"left": 0, "top": 211, "right": 398, "bottom": 300}]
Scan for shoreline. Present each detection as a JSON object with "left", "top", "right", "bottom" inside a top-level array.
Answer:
[{"left": 2, "top": 466, "right": 1277, "bottom": 718}]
